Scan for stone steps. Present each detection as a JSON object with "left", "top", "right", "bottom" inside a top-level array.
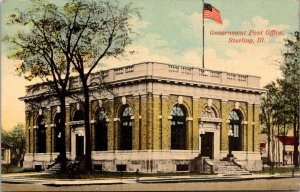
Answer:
[{"left": 212, "top": 160, "right": 252, "bottom": 176}]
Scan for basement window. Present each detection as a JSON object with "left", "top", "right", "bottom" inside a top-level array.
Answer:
[
  {"left": 176, "top": 164, "right": 189, "bottom": 172},
  {"left": 94, "top": 164, "right": 103, "bottom": 172},
  {"left": 116, "top": 164, "right": 126, "bottom": 172}
]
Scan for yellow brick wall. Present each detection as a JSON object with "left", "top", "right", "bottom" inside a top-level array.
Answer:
[
  {"left": 161, "top": 96, "right": 170, "bottom": 150},
  {"left": 192, "top": 98, "right": 199, "bottom": 150},
  {"left": 46, "top": 108, "right": 51, "bottom": 153},
  {"left": 24, "top": 93, "right": 262, "bottom": 157},
  {"left": 107, "top": 99, "right": 115, "bottom": 151},
  {"left": 254, "top": 105, "right": 260, "bottom": 152},
  {"left": 221, "top": 101, "right": 233, "bottom": 151},
  {"left": 25, "top": 112, "right": 30, "bottom": 153},
  {"left": 152, "top": 95, "right": 161, "bottom": 150}
]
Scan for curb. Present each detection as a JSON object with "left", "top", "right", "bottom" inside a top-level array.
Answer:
[{"left": 2, "top": 175, "right": 298, "bottom": 186}]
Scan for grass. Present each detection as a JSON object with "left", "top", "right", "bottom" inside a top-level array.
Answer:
[
  {"left": 1, "top": 165, "right": 23, "bottom": 174},
  {"left": 25, "top": 171, "right": 215, "bottom": 179},
  {"left": 252, "top": 166, "right": 300, "bottom": 174}
]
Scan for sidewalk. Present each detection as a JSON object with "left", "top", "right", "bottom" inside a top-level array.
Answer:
[{"left": 1, "top": 172, "right": 299, "bottom": 186}]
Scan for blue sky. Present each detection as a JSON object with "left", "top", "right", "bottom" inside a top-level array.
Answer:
[{"left": 1, "top": 0, "right": 299, "bottom": 130}]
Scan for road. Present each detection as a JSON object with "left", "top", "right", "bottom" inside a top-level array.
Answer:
[{"left": 2, "top": 178, "right": 300, "bottom": 191}]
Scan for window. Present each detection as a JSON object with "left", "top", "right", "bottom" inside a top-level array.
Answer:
[
  {"left": 171, "top": 104, "right": 187, "bottom": 150},
  {"left": 116, "top": 164, "right": 126, "bottom": 172},
  {"left": 94, "top": 164, "right": 103, "bottom": 172},
  {"left": 94, "top": 108, "right": 108, "bottom": 151},
  {"left": 119, "top": 105, "right": 133, "bottom": 150},
  {"left": 37, "top": 115, "right": 46, "bottom": 153},
  {"left": 229, "top": 110, "right": 242, "bottom": 151},
  {"left": 73, "top": 110, "right": 83, "bottom": 121},
  {"left": 176, "top": 164, "right": 189, "bottom": 171}
]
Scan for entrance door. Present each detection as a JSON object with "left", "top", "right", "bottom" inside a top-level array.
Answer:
[
  {"left": 76, "top": 135, "right": 84, "bottom": 159},
  {"left": 201, "top": 132, "right": 214, "bottom": 159}
]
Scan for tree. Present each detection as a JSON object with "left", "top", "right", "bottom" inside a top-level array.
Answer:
[
  {"left": 1, "top": 124, "right": 26, "bottom": 167},
  {"left": 261, "top": 31, "right": 300, "bottom": 166},
  {"left": 4, "top": 0, "right": 139, "bottom": 173},
  {"left": 3, "top": 0, "right": 91, "bottom": 172},
  {"left": 260, "top": 82, "right": 278, "bottom": 164},
  {"left": 279, "top": 31, "right": 300, "bottom": 166},
  {"left": 65, "top": 0, "right": 139, "bottom": 172}
]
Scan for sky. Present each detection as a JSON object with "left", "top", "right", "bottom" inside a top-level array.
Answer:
[{"left": 1, "top": 0, "right": 299, "bottom": 130}]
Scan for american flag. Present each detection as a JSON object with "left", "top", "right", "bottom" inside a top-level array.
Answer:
[{"left": 203, "top": 3, "right": 223, "bottom": 24}]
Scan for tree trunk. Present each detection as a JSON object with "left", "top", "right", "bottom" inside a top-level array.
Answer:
[
  {"left": 267, "top": 124, "right": 271, "bottom": 164},
  {"left": 277, "top": 125, "right": 280, "bottom": 167},
  {"left": 271, "top": 125, "right": 275, "bottom": 165},
  {"left": 82, "top": 79, "right": 93, "bottom": 173},
  {"left": 59, "top": 96, "right": 67, "bottom": 173}
]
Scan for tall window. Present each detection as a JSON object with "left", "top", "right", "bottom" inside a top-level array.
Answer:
[
  {"left": 171, "top": 104, "right": 187, "bottom": 150},
  {"left": 73, "top": 110, "right": 83, "bottom": 121},
  {"left": 94, "top": 108, "right": 108, "bottom": 151},
  {"left": 54, "top": 113, "right": 62, "bottom": 152},
  {"left": 229, "top": 110, "right": 242, "bottom": 151},
  {"left": 120, "top": 105, "right": 133, "bottom": 150},
  {"left": 37, "top": 115, "right": 46, "bottom": 153}
]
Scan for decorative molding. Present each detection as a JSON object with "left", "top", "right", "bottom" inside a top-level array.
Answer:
[
  {"left": 167, "top": 116, "right": 173, "bottom": 120},
  {"left": 121, "top": 96, "right": 126, "bottom": 105},
  {"left": 56, "top": 106, "right": 61, "bottom": 113},
  {"left": 114, "top": 118, "right": 120, "bottom": 122},
  {"left": 235, "top": 102, "right": 240, "bottom": 110},
  {"left": 200, "top": 117, "right": 222, "bottom": 123},
  {"left": 178, "top": 96, "right": 183, "bottom": 104},
  {"left": 207, "top": 99, "right": 212, "bottom": 107},
  {"left": 69, "top": 120, "right": 84, "bottom": 126},
  {"left": 186, "top": 117, "right": 193, "bottom": 121},
  {"left": 158, "top": 115, "right": 162, "bottom": 119},
  {"left": 130, "top": 116, "right": 135, "bottom": 120},
  {"left": 98, "top": 100, "right": 102, "bottom": 107}
]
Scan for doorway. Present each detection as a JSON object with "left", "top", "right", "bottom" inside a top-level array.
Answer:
[
  {"left": 76, "top": 135, "right": 84, "bottom": 159},
  {"left": 201, "top": 132, "right": 214, "bottom": 159}
]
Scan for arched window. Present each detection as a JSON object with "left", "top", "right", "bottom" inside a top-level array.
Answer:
[
  {"left": 171, "top": 104, "right": 187, "bottom": 150},
  {"left": 120, "top": 105, "right": 133, "bottom": 150},
  {"left": 54, "top": 113, "right": 62, "bottom": 153},
  {"left": 229, "top": 110, "right": 242, "bottom": 151},
  {"left": 73, "top": 110, "right": 84, "bottom": 121},
  {"left": 94, "top": 107, "right": 108, "bottom": 151},
  {"left": 37, "top": 115, "right": 46, "bottom": 153}
]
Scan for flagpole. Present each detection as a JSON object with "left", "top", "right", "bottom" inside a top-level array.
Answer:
[{"left": 202, "top": 0, "right": 205, "bottom": 68}]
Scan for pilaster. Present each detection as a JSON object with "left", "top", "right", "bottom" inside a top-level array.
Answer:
[{"left": 192, "top": 97, "right": 199, "bottom": 150}]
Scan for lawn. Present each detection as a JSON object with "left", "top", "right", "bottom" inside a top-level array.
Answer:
[
  {"left": 25, "top": 171, "right": 214, "bottom": 179},
  {"left": 1, "top": 165, "right": 23, "bottom": 174}
]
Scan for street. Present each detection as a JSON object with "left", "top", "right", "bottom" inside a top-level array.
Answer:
[{"left": 2, "top": 178, "right": 300, "bottom": 191}]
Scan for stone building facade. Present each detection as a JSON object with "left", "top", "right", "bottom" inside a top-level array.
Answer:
[{"left": 21, "top": 62, "right": 264, "bottom": 172}]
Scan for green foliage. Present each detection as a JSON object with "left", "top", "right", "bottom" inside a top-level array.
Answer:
[
  {"left": 1, "top": 124, "right": 26, "bottom": 166},
  {"left": 260, "top": 31, "right": 299, "bottom": 165}
]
